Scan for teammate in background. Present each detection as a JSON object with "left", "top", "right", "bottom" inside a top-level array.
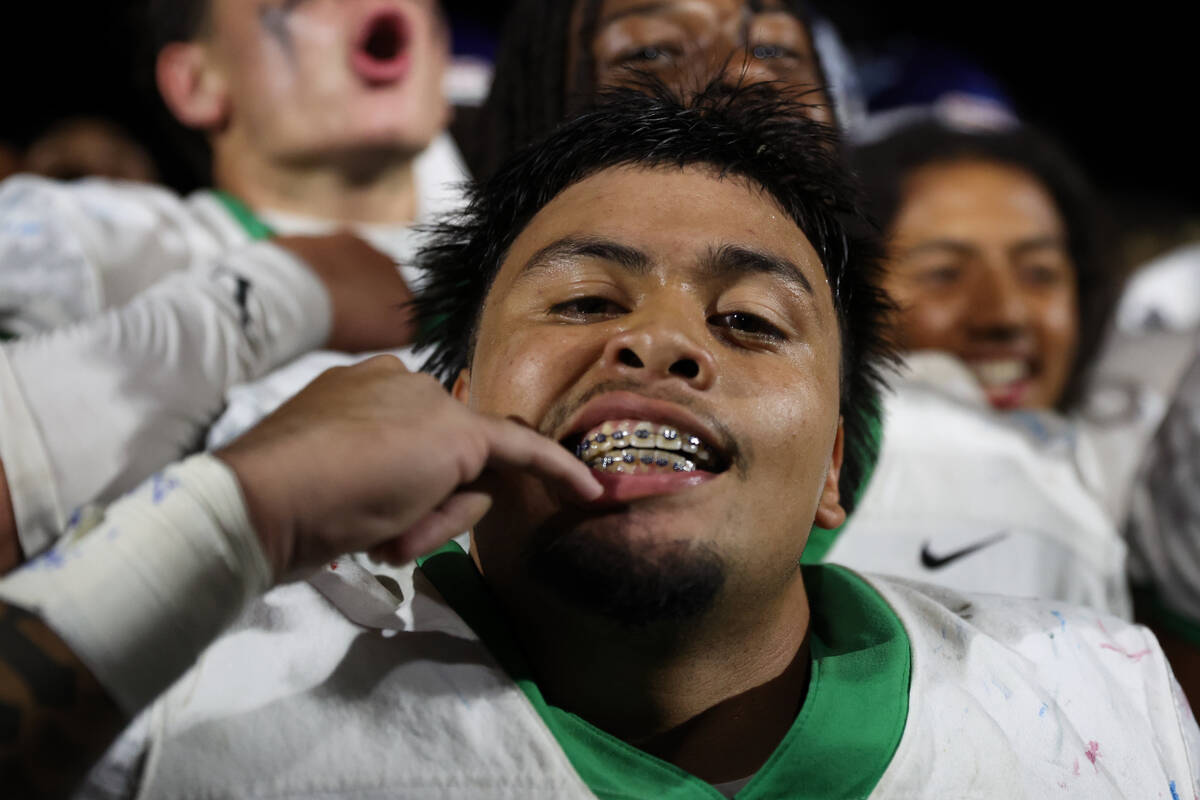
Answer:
[
  {"left": 0, "top": 141, "right": 19, "bottom": 182},
  {"left": 457, "top": 0, "right": 860, "bottom": 179},
  {"left": 0, "top": 0, "right": 464, "bottom": 570},
  {"left": 824, "top": 119, "right": 1132, "bottom": 615},
  {"left": 22, "top": 118, "right": 160, "bottom": 184},
  {"left": 0, "top": 83, "right": 1195, "bottom": 800}
]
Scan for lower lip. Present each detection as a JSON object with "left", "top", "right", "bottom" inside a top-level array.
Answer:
[
  {"left": 983, "top": 380, "right": 1032, "bottom": 410},
  {"left": 586, "top": 470, "right": 719, "bottom": 504},
  {"left": 349, "top": 12, "right": 411, "bottom": 86}
]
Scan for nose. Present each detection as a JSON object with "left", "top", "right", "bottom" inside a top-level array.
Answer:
[
  {"left": 969, "top": 262, "right": 1032, "bottom": 339},
  {"left": 600, "top": 313, "right": 717, "bottom": 391}
]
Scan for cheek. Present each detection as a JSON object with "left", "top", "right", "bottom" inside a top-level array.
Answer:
[
  {"left": 892, "top": 294, "right": 965, "bottom": 351},
  {"left": 469, "top": 329, "right": 588, "bottom": 422},
  {"left": 1035, "top": 290, "right": 1080, "bottom": 374},
  {"left": 744, "top": 359, "right": 840, "bottom": 484}
]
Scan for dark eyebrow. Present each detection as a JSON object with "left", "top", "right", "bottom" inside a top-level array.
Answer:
[
  {"left": 901, "top": 239, "right": 976, "bottom": 259},
  {"left": 598, "top": 1, "right": 676, "bottom": 29},
  {"left": 516, "top": 235, "right": 651, "bottom": 284},
  {"left": 701, "top": 243, "right": 814, "bottom": 296},
  {"left": 1009, "top": 235, "right": 1068, "bottom": 258}
]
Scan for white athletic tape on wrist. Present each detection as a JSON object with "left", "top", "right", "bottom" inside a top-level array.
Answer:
[{"left": 0, "top": 454, "right": 271, "bottom": 715}]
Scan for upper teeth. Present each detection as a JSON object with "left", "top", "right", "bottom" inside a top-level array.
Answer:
[
  {"left": 574, "top": 419, "right": 715, "bottom": 472},
  {"left": 970, "top": 359, "right": 1030, "bottom": 387}
]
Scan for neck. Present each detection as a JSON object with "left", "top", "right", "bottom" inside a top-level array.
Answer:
[
  {"left": 212, "top": 140, "right": 421, "bottom": 226},
  {"left": 507, "top": 576, "right": 812, "bottom": 784}
]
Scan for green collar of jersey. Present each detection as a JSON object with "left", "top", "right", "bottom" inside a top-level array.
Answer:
[
  {"left": 214, "top": 191, "right": 275, "bottom": 241},
  {"left": 419, "top": 542, "right": 910, "bottom": 799}
]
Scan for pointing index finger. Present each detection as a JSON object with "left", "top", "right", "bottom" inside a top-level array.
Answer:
[{"left": 480, "top": 417, "right": 602, "bottom": 502}]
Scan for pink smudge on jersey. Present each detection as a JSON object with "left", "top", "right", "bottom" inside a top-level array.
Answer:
[
  {"left": 1096, "top": 619, "right": 1152, "bottom": 661},
  {"left": 1100, "top": 642, "right": 1152, "bottom": 661},
  {"left": 1085, "top": 741, "right": 1100, "bottom": 769},
  {"left": 1073, "top": 759, "right": 1080, "bottom": 776}
]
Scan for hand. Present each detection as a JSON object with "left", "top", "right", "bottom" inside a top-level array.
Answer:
[
  {"left": 274, "top": 233, "right": 417, "bottom": 353},
  {"left": 216, "top": 356, "right": 603, "bottom": 581}
]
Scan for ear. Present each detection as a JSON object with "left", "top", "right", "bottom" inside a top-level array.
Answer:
[
  {"left": 156, "top": 42, "right": 230, "bottom": 131},
  {"left": 813, "top": 419, "right": 847, "bottom": 531},
  {"left": 451, "top": 369, "right": 471, "bottom": 405}
]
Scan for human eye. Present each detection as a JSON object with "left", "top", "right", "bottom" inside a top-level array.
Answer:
[
  {"left": 1021, "top": 263, "right": 1070, "bottom": 287},
  {"left": 618, "top": 43, "right": 679, "bottom": 64},
  {"left": 548, "top": 296, "right": 627, "bottom": 321},
  {"left": 709, "top": 311, "right": 787, "bottom": 343},
  {"left": 918, "top": 264, "right": 964, "bottom": 286},
  {"left": 750, "top": 42, "right": 802, "bottom": 61}
]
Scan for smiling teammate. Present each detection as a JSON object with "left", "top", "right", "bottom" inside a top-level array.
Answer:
[
  {"left": 0, "top": 0, "right": 465, "bottom": 570},
  {"left": 0, "top": 83, "right": 1195, "bottom": 799},
  {"left": 808, "top": 118, "right": 1133, "bottom": 616}
]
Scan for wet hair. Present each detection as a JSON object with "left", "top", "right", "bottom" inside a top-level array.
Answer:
[
  {"left": 458, "top": 0, "right": 825, "bottom": 180},
  {"left": 417, "top": 80, "right": 893, "bottom": 511},
  {"left": 851, "top": 120, "right": 1118, "bottom": 410}
]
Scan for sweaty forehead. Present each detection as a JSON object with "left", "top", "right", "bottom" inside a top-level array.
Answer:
[{"left": 492, "top": 164, "right": 832, "bottom": 308}]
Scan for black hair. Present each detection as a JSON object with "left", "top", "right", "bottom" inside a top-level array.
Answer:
[
  {"left": 145, "top": 0, "right": 210, "bottom": 57},
  {"left": 851, "top": 120, "right": 1119, "bottom": 410},
  {"left": 138, "top": 0, "right": 213, "bottom": 187},
  {"left": 418, "top": 80, "right": 893, "bottom": 511},
  {"left": 457, "top": 0, "right": 825, "bottom": 180}
]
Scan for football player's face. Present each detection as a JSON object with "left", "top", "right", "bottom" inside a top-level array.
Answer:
[
  {"left": 883, "top": 160, "right": 1079, "bottom": 410},
  {"left": 205, "top": 0, "right": 449, "bottom": 162},
  {"left": 460, "top": 164, "right": 846, "bottom": 603},
  {"left": 573, "top": 0, "right": 831, "bottom": 123}
]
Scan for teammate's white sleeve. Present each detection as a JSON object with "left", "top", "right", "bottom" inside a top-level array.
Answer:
[
  {"left": 1126, "top": 348, "right": 1200, "bottom": 633},
  {"left": 0, "top": 176, "right": 232, "bottom": 336},
  {"left": 0, "top": 241, "right": 330, "bottom": 556}
]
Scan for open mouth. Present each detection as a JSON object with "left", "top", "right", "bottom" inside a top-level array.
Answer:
[
  {"left": 564, "top": 419, "right": 731, "bottom": 475},
  {"left": 966, "top": 357, "right": 1036, "bottom": 409},
  {"left": 349, "top": 9, "right": 411, "bottom": 85}
]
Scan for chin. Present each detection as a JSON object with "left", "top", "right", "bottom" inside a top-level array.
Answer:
[{"left": 526, "top": 515, "right": 726, "bottom": 629}]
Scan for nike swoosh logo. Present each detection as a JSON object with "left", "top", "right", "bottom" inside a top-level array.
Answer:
[{"left": 920, "top": 531, "right": 1009, "bottom": 570}]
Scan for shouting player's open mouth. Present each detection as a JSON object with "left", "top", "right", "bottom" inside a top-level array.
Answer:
[{"left": 349, "top": 7, "right": 411, "bottom": 86}]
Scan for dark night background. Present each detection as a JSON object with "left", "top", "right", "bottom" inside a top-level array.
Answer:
[{"left": 2, "top": 2, "right": 1194, "bottom": 246}]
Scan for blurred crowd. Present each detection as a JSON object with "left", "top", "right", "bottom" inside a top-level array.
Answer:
[{"left": 0, "top": 2, "right": 1197, "bottom": 798}]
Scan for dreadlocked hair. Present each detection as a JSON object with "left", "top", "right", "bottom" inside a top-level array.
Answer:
[
  {"left": 852, "top": 120, "right": 1119, "bottom": 411},
  {"left": 464, "top": 0, "right": 826, "bottom": 180},
  {"left": 417, "top": 78, "right": 894, "bottom": 512}
]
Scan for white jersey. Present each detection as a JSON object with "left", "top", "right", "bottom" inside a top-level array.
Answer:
[
  {"left": 75, "top": 544, "right": 1198, "bottom": 799},
  {"left": 0, "top": 135, "right": 467, "bottom": 556},
  {"left": 826, "top": 352, "right": 1131, "bottom": 617},
  {"left": 1125, "top": 350, "right": 1200, "bottom": 635},
  {"left": 1113, "top": 243, "right": 1200, "bottom": 335}
]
